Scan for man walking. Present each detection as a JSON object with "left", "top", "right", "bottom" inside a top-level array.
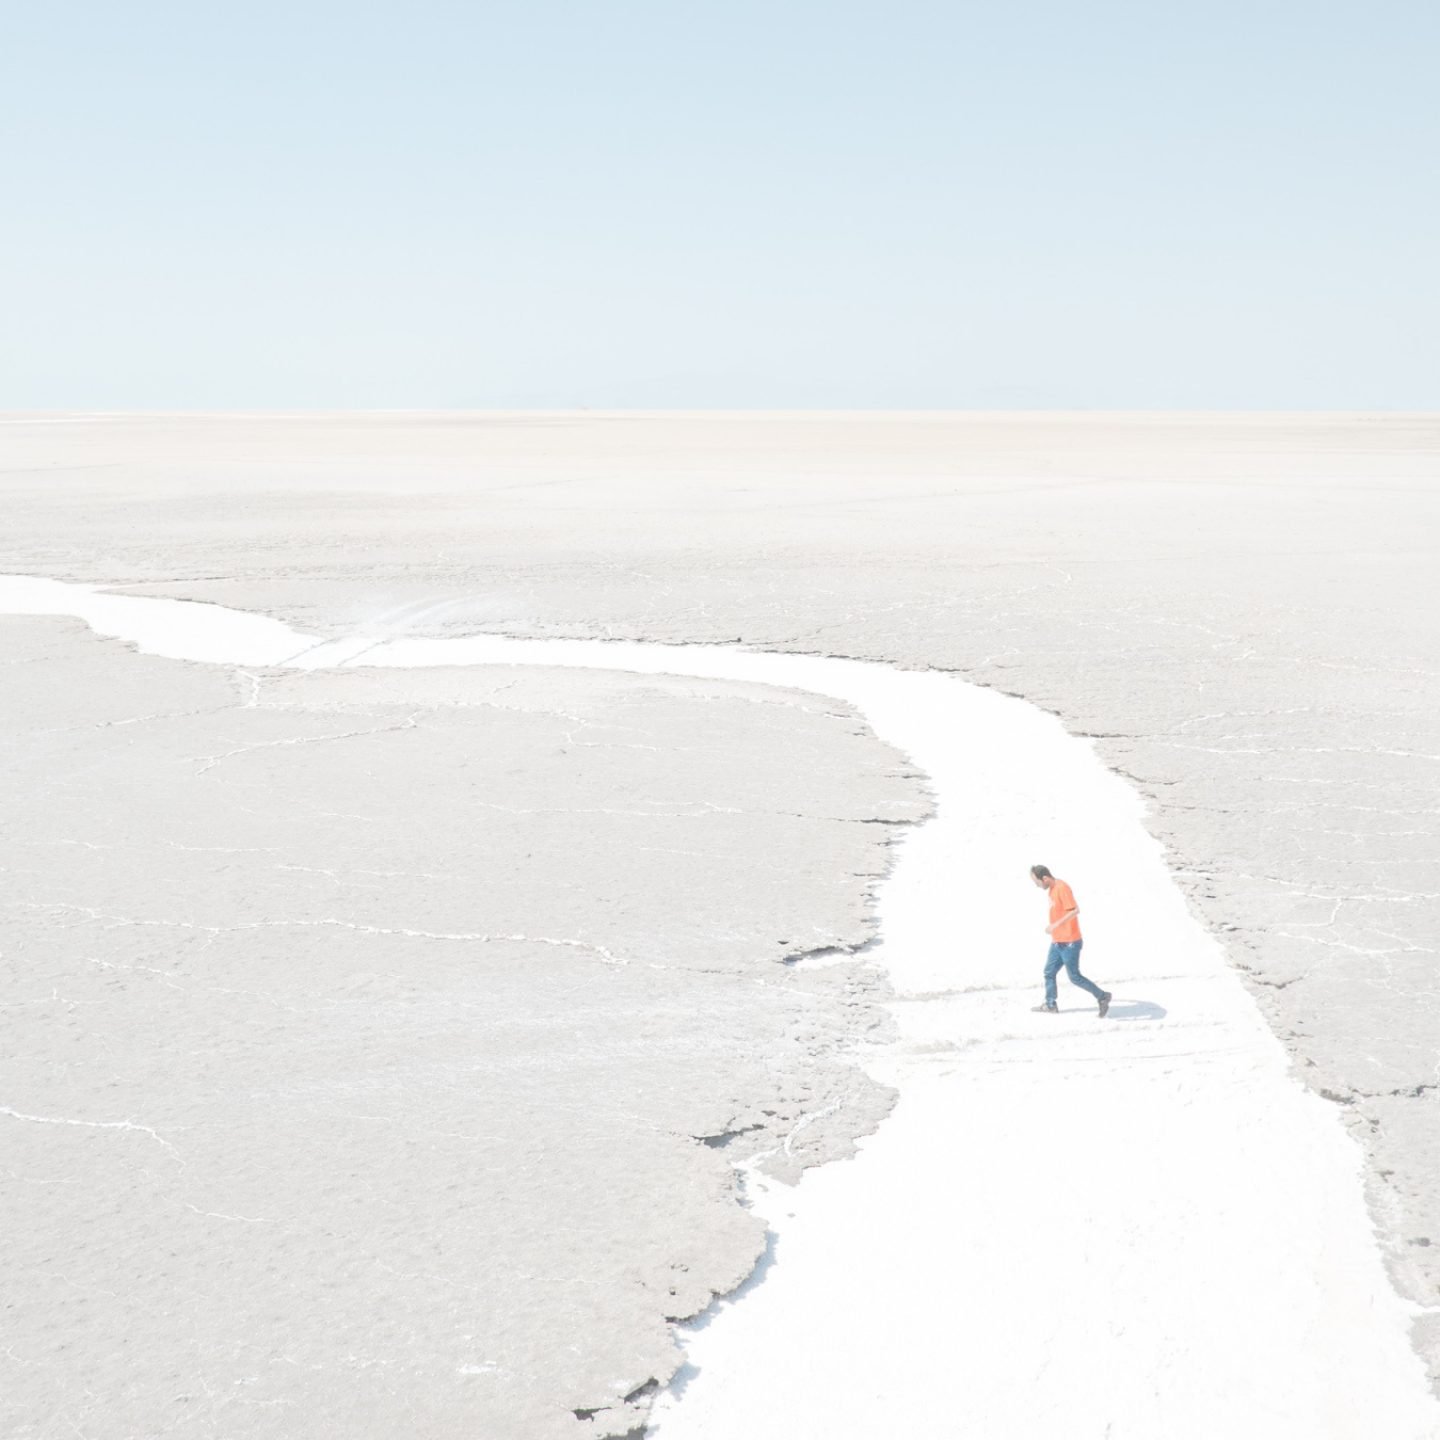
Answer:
[{"left": 1031, "top": 865, "right": 1112, "bottom": 1017}]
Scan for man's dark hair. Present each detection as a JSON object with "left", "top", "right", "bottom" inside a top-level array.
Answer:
[{"left": 1030, "top": 864, "right": 1052, "bottom": 880}]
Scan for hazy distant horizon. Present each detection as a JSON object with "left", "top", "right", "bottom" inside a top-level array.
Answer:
[{"left": 5, "top": 407, "right": 1440, "bottom": 418}]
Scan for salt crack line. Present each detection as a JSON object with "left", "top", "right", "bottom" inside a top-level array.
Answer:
[
  {"left": 182, "top": 1203, "right": 274, "bottom": 1224},
  {"left": 0, "top": 1105, "right": 178, "bottom": 1154},
  {"left": 193, "top": 712, "right": 421, "bottom": 774},
  {"left": 782, "top": 1099, "right": 844, "bottom": 1157},
  {"left": 5, "top": 904, "right": 628, "bottom": 964},
  {"left": 234, "top": 918, "right": 629, "bottom": 964}
]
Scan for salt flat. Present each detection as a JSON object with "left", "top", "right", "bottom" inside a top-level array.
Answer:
[
  {"left": 1, "top": 600, "right": 923, "bottom": 1438},
  {"left": 2, "top": 413, "right": 1438, "bottom": 1433}
]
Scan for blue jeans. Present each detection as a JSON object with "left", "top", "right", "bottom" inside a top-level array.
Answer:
[{"left": 1044, "top": 940, "right": 1105, "bottom": 1006}]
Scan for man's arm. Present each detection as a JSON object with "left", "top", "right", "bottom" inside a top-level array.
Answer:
[
  {"left": 1046, "top": 905, "right": 1079, "bottom": 935},
  {"left": 1045, "top": 886, "right": 1080, "bottom": 934}
]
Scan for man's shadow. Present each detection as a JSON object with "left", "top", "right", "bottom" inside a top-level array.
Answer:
[{"left": 1104, "top": 999, "right": 1167, "bottom": 1020}]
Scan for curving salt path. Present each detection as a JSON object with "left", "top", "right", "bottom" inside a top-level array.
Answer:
[{"left": 4, "top": 575, "right": 1437, "bottom": 1439}]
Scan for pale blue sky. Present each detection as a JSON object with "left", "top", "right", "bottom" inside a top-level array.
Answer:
[{"left": 2, "top": 1, "right": 1436, "bottom": 407}]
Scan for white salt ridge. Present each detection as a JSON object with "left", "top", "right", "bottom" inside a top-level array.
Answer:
[{"left": 3, "top": 573, "right": 1436, "bottom": 1440}]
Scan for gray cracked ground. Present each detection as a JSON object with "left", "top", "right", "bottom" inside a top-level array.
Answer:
[
  {"left": 2, "top": 616, "right": 928, "bottom": 1438},
  {"left": 2, "top": 411, "right": 1438, "bottom": 1388}
]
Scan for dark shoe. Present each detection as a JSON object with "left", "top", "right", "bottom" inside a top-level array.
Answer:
[
  {"left": 1032, "top": 1003, "right": 1059, "bottom": 1013},
  {"left": 1098, "top": 992, "right": 1112, "bottom": 1018}
]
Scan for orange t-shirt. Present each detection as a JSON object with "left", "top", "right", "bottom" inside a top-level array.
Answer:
[{"left": 1048, "top": 880, "right": 1082, "bottom": 943}]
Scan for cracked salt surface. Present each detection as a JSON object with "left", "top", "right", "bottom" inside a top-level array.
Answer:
[{"left": 3, "top": 574, "right": 1437, "bottom": 1438}]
